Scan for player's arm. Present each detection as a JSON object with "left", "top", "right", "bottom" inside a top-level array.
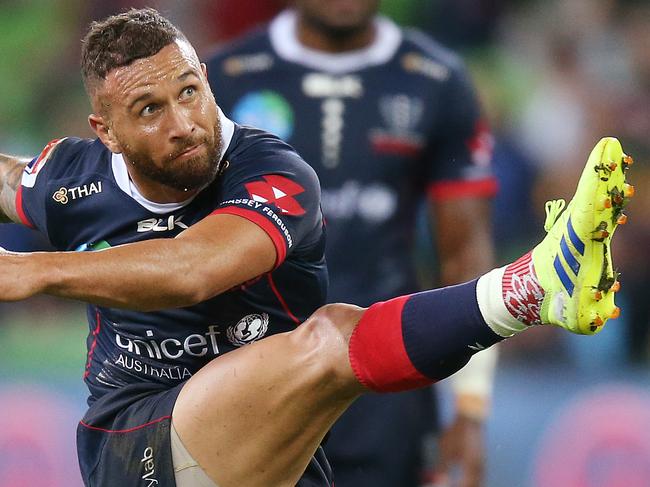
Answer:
[
  {"left": 0, "top": 213, "right": 276, "bottom": 310},
  {"left": 0, "top": 154, "right": 29, "bottom": 223}
]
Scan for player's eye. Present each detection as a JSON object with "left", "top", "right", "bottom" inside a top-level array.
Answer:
[
  {"left": 140, "top": 104, "right": 159, "bottom": 117},
  {"left": 180, "top": 86, "right": 197, "bottom": 100}
]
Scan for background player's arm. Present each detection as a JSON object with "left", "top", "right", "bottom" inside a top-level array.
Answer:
[
  {"left": 429, "top": 196, "right": 497, "bottom": 487},
  {"left": 431, "top": 195, "right": 498, "bottom": 416},
  {"left": 0, "top": 154, "right": 28, "bottom": 223},
  {"left": 0, "top": 213, "right": 276, "bottom": 309},
  {"left": 431, "top": 197, "right": 494, "bottom": 285}
]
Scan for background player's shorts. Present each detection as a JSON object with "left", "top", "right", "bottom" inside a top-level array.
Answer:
[{"left": 76, "top": 382, "right": 333, "bottom": 486}]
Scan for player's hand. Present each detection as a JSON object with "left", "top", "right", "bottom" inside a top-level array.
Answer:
[{"left": 437, "top": 414, "right": 485, "bottom": 487}]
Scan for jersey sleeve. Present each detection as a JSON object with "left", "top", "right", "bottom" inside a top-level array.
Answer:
[
  {"left": 15, "top": 137, "right": 70, "bottom": 235},
  {"left": 425, "top": 64, "right": 498, "bottom": 201},
  {"left": 211, "top": 145, "right": 322, "bottom": 268}
]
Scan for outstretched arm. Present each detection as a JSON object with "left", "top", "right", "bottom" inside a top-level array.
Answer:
[
  {"left": 0, "top": 154, "right": 29, "bottom": 223},
  {"left": 0, "top": 213, "right": 276, "bottom": 310}
]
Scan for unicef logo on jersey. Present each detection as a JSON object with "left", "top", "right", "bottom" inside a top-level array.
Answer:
[
  {"left": 226, "top": 313, "right": 270, "bottom": 347},
  {"left": 231, "top": 91, "right": 294, "bottom": 140}
]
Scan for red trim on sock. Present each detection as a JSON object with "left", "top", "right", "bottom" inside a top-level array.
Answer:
[{"left": 349, "top": 296, "right": 431, "bottom": 392}]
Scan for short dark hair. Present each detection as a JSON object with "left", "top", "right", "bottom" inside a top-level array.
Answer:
[{"left": 81, "top": 8, "right": 187, "bottom": 93}]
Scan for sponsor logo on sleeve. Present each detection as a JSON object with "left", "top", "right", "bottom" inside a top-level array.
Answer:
[
  {"left": 52, "top": 181, "right": 103, "bottom": 205},
  {"left": 245, "top": 175, "right": 305, "bottom": 216},
  {"left": 219, "top": 196, "right": 295, "bottom": 248}
]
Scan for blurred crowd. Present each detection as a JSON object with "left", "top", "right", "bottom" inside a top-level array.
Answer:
[{"left": 1, "top": 0, "right": 648, "bottom": 364}]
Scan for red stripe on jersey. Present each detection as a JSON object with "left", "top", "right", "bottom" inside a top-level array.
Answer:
[
  {"left": 211, "top": 206, "right": 287, "bottom": 268},
  {"left": 348, "top": 296, "right": 431, "bottom": 392},
  {"left": 79, "top": 415, "right": 171, "bottom": 434},
  {"left": 15, "top": 185, "right": 35, "bottom": 228},
  {"left": 267, "top": 274, "right": 300, "bottom": 325},
  {"left": 30, "top": 138, "right": 63, "bottom": 175},
  {"left": 427, "top": 178, "right": 498, "bottom": 201}
]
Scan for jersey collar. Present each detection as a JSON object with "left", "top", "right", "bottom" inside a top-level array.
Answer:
[
  {"left": 111, "top": 108, "right": 235, "bottom": 214},
  {"left": 269, "top": 9, "right": 402, "bottom": 74}
]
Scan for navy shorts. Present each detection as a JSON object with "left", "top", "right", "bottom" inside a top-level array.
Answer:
[{"left": 76, "top": 382, "right": 333, "bottom": 486}]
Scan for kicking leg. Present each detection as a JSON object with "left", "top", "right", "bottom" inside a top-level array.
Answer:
[
  {"left": 172, "top": 285, "right": 499, "bottom": 487},
  {"left": 172, "top": 137, "right": 632, "bottom": 486}
]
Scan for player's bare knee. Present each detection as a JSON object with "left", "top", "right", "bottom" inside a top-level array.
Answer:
[{"left": 289, "top": 303, "right": 364, "bottom": 393}]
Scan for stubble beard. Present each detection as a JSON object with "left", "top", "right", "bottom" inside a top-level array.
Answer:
[{"left": 124, "top": 117, "right": 223, "bottom": 192}]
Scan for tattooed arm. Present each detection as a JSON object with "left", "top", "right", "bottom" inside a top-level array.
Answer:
[{"left": 0, "top": 154, "right": 28, "bottom": 224}]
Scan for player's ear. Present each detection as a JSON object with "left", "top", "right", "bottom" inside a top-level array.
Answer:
[
  {"left": 201, "top": 62, "right": 208, "bottom": 78},
  {"left": 88, "top": 113, "right": 121, "bottom": 154}
]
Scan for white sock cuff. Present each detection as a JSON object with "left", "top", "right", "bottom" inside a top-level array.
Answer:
[{"left": 476, "top": 266, "right": 529, "bottom": 337}]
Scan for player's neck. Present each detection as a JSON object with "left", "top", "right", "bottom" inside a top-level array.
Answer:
[{"left": 296, "top": 18, "right": 376, "bottom": 53}]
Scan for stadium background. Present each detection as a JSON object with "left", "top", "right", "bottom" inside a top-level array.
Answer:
[{"left": 0, "top": 0, "right": 649, "bottom": 485}]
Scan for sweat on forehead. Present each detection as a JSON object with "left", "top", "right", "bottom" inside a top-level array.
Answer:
[
  {"left": 81, "top": 7, "right": 188, "bottom": 90},
  {"left": 91, "top": 40, "right": 202, "bottom": 115}
]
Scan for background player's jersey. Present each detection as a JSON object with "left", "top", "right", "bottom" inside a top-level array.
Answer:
[
  {"left": 207, "top": 10, "right": 497, "bottom": 305},
  {"left": 17, "top": 112, "right": 327, "bottom": 404}
]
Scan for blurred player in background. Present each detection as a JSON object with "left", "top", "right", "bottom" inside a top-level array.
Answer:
[{"left": 207, "top": 1, "right": 498, "bottom": 485}]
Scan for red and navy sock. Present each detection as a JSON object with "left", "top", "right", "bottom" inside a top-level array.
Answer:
[{"left": 349, "top": 279, "right": 503, "bottom": 393}]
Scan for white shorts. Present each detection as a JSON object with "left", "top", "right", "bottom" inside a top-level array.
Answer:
[{"left": 171, "top": 422, "right": 219, "bottom": 487}]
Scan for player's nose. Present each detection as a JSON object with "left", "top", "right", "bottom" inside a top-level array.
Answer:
[{"left": 167, "top": 105, "right": 195, "bottom": 140}]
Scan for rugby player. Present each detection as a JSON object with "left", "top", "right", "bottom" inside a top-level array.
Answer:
[
  {"left": 0, "top": 8, "right": 632, "bottom": 487},
  {"left": 206, "top": 1, "right": 498, "bottom": 485}
]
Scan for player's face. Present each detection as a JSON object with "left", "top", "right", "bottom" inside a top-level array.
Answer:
[
  {"left": 294, "top": 0, "right": 379, "bottom": 33},
  {"left": 97, "top": 40, "right": 222, "bottom": 192}
]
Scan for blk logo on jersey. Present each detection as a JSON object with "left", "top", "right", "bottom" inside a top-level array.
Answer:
[
  {"left": 137, "top": 215, "right": 188, "bottom": 233},
  {"left": 52, "top": 181, "right": 103, "bottom": 205},
  {"left": 245, "top": 175, "right": 305, "bottom": 216}
]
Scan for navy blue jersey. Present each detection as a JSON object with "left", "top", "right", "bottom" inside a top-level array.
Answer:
[
  {"left": 207, "top": 10, "right": 497, "bottom": 306},
  {"left": 17, "top": 113, "right": 327, "bottom": 405}
]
